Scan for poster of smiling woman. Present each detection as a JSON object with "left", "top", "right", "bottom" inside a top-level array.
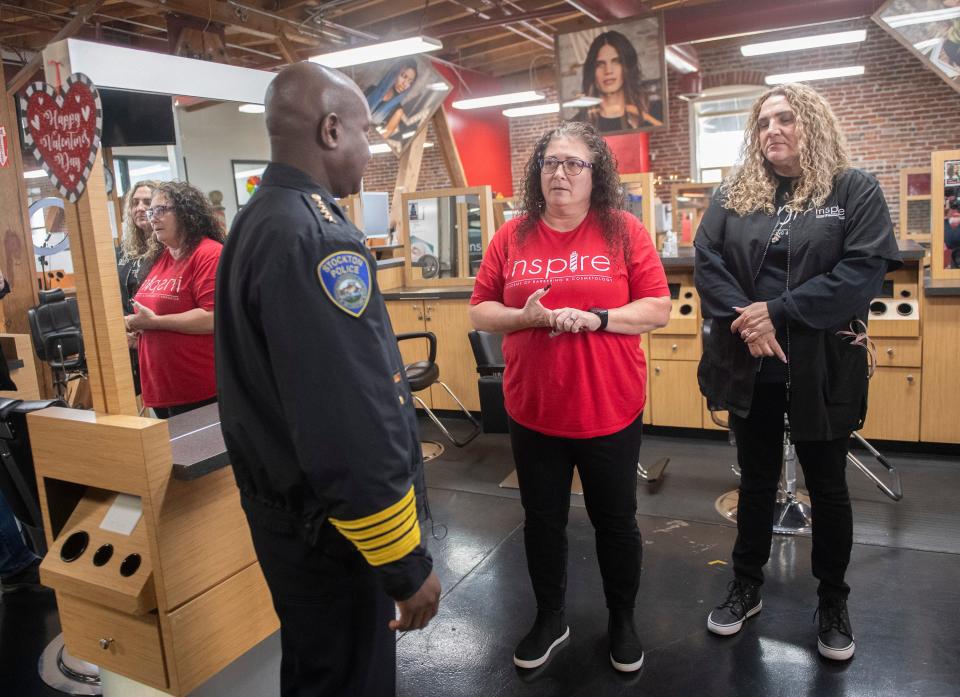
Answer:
[
  {"left": 354, "top": 56, "right": 452, "bottom": 155},
  {"left": 556, "top": 16, "right": 667, "bottom": 135}
]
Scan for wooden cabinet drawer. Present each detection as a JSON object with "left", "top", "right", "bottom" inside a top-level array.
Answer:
[
  {"left": 650, "top": 334, "right": 701, "bottom": 361},
  {"left": 873, "top": 337, "right": 922, "bottom": 368},
  {"left": 649, "top": 360, "right": 702, "bottom": 428},
  {"left": 58, "top": 592, "right": 167, "bottom": 689},
  {"left": 859, "top": 367, "right": 921, "bottom": 442}
]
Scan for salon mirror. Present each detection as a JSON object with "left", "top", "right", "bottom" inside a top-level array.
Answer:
[
  {"left": 931, "top": 149, "right": 960, "bottom": 279},
  {"left": 670, "top": 182, "right": 718, "bottom": 247},
  {"left": 401, "top": 186, "right": 493, "bottom": 286}
]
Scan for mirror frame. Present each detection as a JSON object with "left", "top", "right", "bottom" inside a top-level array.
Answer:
[
  {"left": 931, "top": 148, "right": 960, "bottom": 280},
  {"left": 619, "top": 172, "right": 657, "bottom": 248},
  {"left": 670, "top": 182, "right": 718, "bottom": 247},
  {"left": 400, "top": 185, "right": 493, "bottom": 287}
]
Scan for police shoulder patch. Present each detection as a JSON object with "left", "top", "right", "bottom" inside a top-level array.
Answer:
[{"left": 317, "top": 250, "right": 372, "bottom": 317}]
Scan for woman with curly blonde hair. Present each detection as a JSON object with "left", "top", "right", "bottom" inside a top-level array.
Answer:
[
  {"left": 126, "top": 181, "right": 225, "bottom": 418},
  {"left": 471, "top": 121, "right": 671, "bottom": 674},
  {"left": 695, "top": 83, "right": 901, "bottom": 661}
]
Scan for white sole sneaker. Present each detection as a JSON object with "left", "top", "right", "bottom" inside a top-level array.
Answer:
[
  {"left": 610, "top": 651, "right": 644, "bottom": 673},
  {"left": 707, "top": 599, "right": 763, "bottom": 636},
  {"left": 512, "top": 626, "right": 570, "bottom": 669},
  {"left": 818, "top": 637, "right": 855, "bottom": 661}
]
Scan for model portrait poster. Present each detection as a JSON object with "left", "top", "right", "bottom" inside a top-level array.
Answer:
[
  {"left": 555, "top": 16, "right": 667, "bottom": 135},
  {"left": 354, "top": 56, "right": 452, "bottom": 155},
  {"left": 873, "top": 0, "right": 960, "bottom": 94}
]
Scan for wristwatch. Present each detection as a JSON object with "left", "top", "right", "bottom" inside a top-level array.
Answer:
[{"left": 589, "top": 307, "right": 608, "bottom": 331}]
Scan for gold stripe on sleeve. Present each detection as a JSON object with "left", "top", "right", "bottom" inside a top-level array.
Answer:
[{"left": 329, "top": 486, "right": 415, "bottom": 531}]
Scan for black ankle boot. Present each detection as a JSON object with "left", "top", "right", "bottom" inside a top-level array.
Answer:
[
  {"left": 513, "top": 609, "right": 569, "bottom": 669},
  {"left": 608, "top": 607, "right": 644, "bottom": 672}
]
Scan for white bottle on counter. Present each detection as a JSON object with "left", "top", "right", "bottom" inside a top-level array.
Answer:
[{"left": 662, "top": 229, "right": 678, "bottom": 258}]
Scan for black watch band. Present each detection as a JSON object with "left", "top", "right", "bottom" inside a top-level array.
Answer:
[{"left": 589, "top": 307, "right": 608, "bottom": 331}]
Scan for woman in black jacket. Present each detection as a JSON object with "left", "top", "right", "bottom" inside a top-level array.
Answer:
[{"left": 694, "top": 83, "right": 900, "bottom": 662}]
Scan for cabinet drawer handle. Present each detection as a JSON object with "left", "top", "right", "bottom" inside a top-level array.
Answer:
[
  {"left": 906, "top": 374, "right": 914, "bottom": 384},
  {"left": 99, "top": 638, "right": 114, "bottom": 650},
  {"left": 654, "top": 366, "right": 661, "bottom": 375},
  {"left": 671, "top": 343, "right": 678, "bottom": 352},
  {"left": 886, "top": 348, "right": 894, "bottom": 357}
]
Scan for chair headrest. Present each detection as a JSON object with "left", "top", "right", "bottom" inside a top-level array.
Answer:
[{"left": 39, "top": 288, "right": 66, "bottom": 304}]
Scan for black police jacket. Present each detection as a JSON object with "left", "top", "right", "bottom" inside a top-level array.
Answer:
[
  {"left": 215, "top": 163, "right": 432, "bottom": 601},
  {"left": 695, "top": 169, "right": 902, "bottom": 441}
]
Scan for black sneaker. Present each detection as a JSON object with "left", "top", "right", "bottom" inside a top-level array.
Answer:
[
  {"left": 707, "top": 579, "right": 762, "bottom": 636},
  {"left": 0, "top": 558, "right": 42, "bottom": 594},
  {"left": 816, "top": 597, "right": 855, "bottom": 661},
  {"left": 513, "top": 609, "right": 569, "bottom": 669},
  {"left": 608, "top": 607, "right": 644, "bottom": 672}
]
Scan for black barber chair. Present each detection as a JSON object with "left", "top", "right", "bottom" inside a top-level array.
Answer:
[
  {"left": 0, "top": 397, "right": 65, "bottom": 555},
  {"left": 0, "top": 397, "right": 102, "bottom": 693},
  {"left": 467, "top": 330, "right": 508, "bottom": 434},
  {"left": 27, "top": 289, "right": 87, "bottom": 400},
  {"left": 398, "top": 331, "right": 480, "bottom": 447}
]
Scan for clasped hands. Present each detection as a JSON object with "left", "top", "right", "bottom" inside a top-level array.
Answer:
[
  {"left": 522, "top": 286, "right": 601, "bottom": 336},
  {"left": 730, "top": 302, "right": 786, "bottom": 362},
  {"left": 124, "top": 300, "right": 156, "bottom": 348}
]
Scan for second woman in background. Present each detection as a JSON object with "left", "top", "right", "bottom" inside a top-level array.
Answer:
[
  {"left": 118, "top": 180, "right": 157, "bottom": 396},
  {"left": 125, "top": 181, "right": 224, "bottom": 418}
]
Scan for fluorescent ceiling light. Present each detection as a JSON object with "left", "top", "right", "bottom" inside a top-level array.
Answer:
[
  {"left": 24, "top": 169, "right": 47, "bottom": 179},
  {"left": 369, "top": 142, "right": 433, "bottom": 154},
  {"left": 741, "top": 30, "right": 866, "bottom": 56},
  {"left": 453, "top": 91, "right": 544, "bottom": 110},
  {"left": 561, "top": 97, "right": 601, "bottom": 108},
  {"left": 914, "top": 38, "right": 940, "bottom": 52},
  {"left": 882, "top": 8, "right": 960, "bottom": 29},
  {"left": 310, "top": 36, "right": 441, "bottom": 68},
  {"left": 503, "top": 103, "right": 560, "bottom": 117},
  {"left": 665, "top": 47, "right": 698, "bottom": 73},
  {"left": 765, "top": 65, "right": 864, "bottom": 85},
  {"left": 427, "top": 82, "right": 450, "bottom": 91},
  {"left": 238, "top": 103, "right": 264, "bottom": 113}
]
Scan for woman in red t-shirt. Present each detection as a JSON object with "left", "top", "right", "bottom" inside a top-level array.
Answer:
[
  {"left": 470, "top": 121, "right": 671, "bottom": 674},
  {"left": 125, "top": 181, "right": 225, "bottom": 418}
]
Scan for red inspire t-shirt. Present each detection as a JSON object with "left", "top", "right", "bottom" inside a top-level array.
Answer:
[
  {"left": 134, "top": 237, "right": 221, "bottom": 408},
  {"left": 471, "top": 211, "right": 669, "bottom": 438}
]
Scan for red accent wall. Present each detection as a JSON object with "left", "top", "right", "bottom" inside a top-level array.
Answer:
[
  {"left": 433, "top": 62, "right": 514, "bottom": 197},
  {"left": 605, "top": 132, "right": 650, "bottom": 173}
]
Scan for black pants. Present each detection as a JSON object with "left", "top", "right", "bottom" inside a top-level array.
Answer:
[
  {"left": 248, "top": 522, "right": 396, "bottom": 697},
  {"left": 152, "top": 396, "right": 217, "bottom": 419},
  {"left": 509, "top": 414, "right": 643, "bottom": 612},
  {"left": 729, "top": 382, "right": 853, "bottom": 599}
]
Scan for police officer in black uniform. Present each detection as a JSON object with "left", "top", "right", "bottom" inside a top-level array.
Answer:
[{"left": 215, "top": 62, "right": 441, "bottom": 697}]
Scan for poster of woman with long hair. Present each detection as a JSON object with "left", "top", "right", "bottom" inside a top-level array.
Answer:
[
  {"left": 556, "top": 17, "right": 667, "bottom": 134},
  {"left": 355, "top": 56, "right": 452, "bottom": 155}
]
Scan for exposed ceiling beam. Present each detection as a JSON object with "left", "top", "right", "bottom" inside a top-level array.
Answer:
[
  {"left": 431, "top": 4, "right": 573, "bottom": 37},
  {"left": 5, "top": 0, "right": 105, "bottom": 95}
]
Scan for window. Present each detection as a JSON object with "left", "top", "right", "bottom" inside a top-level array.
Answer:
[
  {"left": 113, "top": 156, "right": 173, "bottom": 198},
  {"left": 691, "top": 90, "right": 763, "bottom": 182}
]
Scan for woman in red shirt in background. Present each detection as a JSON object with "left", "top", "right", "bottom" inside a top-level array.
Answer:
[
  {"left": 125, "top": 181, "right": 224, "bottom": 418},
  {"left": 470, "top": 121, "right": 671, "bottom": 674}
]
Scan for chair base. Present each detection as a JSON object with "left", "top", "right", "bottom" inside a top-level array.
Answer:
[
  {"left": 637, "top": 457, "right": 670, "bottom": 483},
  {"left": 421, "top": 440, "right": 444, "bottom": 462},
  {"left": 38, "top": 633, "right": 102, "bottom": 695},
  {"left": 413, "top": 380, "right": 481, "bottom": 447},
  {"left": 714, "top": 489, "right": 812, "bottom": 535}
]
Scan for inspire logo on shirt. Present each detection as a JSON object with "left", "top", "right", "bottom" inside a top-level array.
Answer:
[
  {"left": 139, "top": 275, "right": 183, "bottom": 296},
  {"left": 814, "top": 205, "right": 845, "bottom": 220},
  {"left": 507, "top": 251, "right": 612, "bottom": 282}
]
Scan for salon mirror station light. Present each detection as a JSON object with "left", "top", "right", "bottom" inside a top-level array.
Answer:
[{"left": 401, "top": 186, "right": 494, "bottom": 286}]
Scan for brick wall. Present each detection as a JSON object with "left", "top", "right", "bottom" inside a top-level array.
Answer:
[
  {"left": 361, "top": 121, "right": 453, "bottom": 206},
  {"left": 497, "top": 17, "right": 960, "bottom": 231}
]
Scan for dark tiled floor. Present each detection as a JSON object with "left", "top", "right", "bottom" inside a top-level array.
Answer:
[{"left": 3, "top": 425, "right": 959, "bottom": 696}]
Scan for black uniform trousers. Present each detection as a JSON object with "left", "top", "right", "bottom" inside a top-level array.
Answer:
[
  {"left": 729, "top": 381, "right": 853, "bottom": 600},
  {"left": 248, "top": 521, "right": 396, "bottom": 697},
  {"left": 508, "top": 414, "right": 644, "bottom": 612}
]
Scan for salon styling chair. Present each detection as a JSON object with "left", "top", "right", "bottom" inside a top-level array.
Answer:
[
  {"left": 0, "top": 396, "right": 102, "bottom": 694},
  {"left": 467, "top": 330, "right": 508, "bottom": 434},
  {"left": 397, "top": 331, "right": 480, "bottom": 447},
  {"left": 27, "top": 289, "right": 87, "bottom": 400}
]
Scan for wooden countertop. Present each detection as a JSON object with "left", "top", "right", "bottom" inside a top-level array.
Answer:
[
  {"left": 383, "top": 286, "right": 475, "bottom": 300},
  {"left": 924, "top": 269, "right": 960, "bottom": 296},
  {"left": 168, "top": 403, "right": 229, "bottom": 481}
]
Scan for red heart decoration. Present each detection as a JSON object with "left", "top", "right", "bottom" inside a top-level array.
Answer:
[{"left": 19, "top": 73, "right": 102, "bottom": 203}]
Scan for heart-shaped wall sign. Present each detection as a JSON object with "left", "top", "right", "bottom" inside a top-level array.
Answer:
[{"left": 19, "top": 73, "right": 102, "bottom": 203}]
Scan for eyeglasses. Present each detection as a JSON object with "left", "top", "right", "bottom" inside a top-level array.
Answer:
[
  {"left": 540, "top": 157, "right": 594, "bottom": 176},
  {"left": 146, "top": 205, "right": 174, "bottom": 221}
]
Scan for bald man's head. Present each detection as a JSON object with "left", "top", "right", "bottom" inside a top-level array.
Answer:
[{"left": 264, "top": 62, "right": 372, "bottom": 197}]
